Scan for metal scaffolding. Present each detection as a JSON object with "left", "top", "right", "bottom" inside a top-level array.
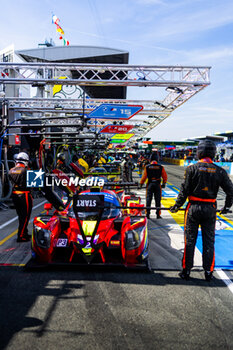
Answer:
[
  {"left": 0, "top": 62, "right": 211, "bottom": 146},
  {"left": 0, "top": 62, "right": 210, "bottom": 86}
]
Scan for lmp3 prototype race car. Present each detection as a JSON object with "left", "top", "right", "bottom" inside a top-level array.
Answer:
[{"left": 31, "top": 187, "right": 149, "bottom": 269}]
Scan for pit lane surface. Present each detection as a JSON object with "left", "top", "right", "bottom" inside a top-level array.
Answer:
[{"left": 0, "top": 164, "right": 233, "bottom": 350}]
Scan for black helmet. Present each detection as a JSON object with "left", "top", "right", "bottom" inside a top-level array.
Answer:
[
  {"left": 197, "top": 140, "right": 216, "bottom": 160},
  {"left": 150, "top": 152, "right": 158, "bottom": 162}
]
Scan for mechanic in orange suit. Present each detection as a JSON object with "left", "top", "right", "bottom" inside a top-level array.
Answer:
[
  {"left": 9, "top": 152, "right": 33, "bottom": 242},
  {"left": 140, "top": 152, "right": 167, "bottom": 219}
]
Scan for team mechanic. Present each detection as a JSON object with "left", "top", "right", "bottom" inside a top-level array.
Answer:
[
  {"left": 170, "top": 140, "right": 233, "bottom": 281},
  {"left": 140, "top": 153, "right": 167, "bottom": 219},
  {"left": 9, "top": 152, "right": 33, "bottom": 242}
]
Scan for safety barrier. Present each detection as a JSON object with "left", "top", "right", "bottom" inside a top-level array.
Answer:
[
  {"left": 184, "top": 160, "right": 233, "bottom": 174},
  {"left": 163, "top": 158, "right": 233, "bottom": 175},
  {"left": 163, "top": 158, "right": 184, "bottom": 166}
]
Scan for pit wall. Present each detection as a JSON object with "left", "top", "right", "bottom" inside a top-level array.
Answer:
[
  {"left": 163, "top": 158, "right": 233, "bottom": 175},
  {"left": 163, "top": 158, "right": 184, "bottom": 166}
]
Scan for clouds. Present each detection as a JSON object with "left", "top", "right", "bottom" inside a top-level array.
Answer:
[
  {"left": 185, "top": 47, "right": 233, "bottom": 64},
  {"left": 136, "top": 2, "right": 233, "bottom": 47}
]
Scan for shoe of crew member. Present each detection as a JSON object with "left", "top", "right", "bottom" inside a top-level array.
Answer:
[
  {"left": 157, "top": 215, "right": 162, "bottom": 219},
  {"left": 205, "top": 271, "right": 213, "bottom": 282},
  {"left": 179, "top": 268, "right": 191, "bottom": 280},
  {"left": 17, "top": 234, "right": 31, "bottom": 243},
  {"left": 146, "top": 213, "right": 150, "bottom": 219}
]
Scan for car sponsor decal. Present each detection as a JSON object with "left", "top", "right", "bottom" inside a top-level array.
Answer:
[
  {"left": 110, "top": 240, "right": 120, "bottom": 246},
  {"left": 56, "top": 238, "right": 68, "bottom": 247}
]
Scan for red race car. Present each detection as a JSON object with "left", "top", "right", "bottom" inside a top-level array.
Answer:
[{"left": 31, "top": 188, "right": 149, "bottom": 269}]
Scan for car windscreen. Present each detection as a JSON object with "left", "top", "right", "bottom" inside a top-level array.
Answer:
[
  {"left": 71, "top": 192, "right": 121, "bottom": 221},
  {"left": 77, "top": 201, "right": 120, "bottom": 220}
]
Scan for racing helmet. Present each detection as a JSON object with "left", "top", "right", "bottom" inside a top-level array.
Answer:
[
  {"left": 197, "top": 140, "right": 216, "bottom": 160},
  {"left": 14, "top": 152, "right": 29, "bottom": 166},
  {"left": 57, "top": 153, "right": 66, "bottom": 162}
]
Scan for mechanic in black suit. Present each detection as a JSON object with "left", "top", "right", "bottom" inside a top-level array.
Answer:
[
  {"left": 140, "top": 152, "right": 167, "bottom": 219},
  {"left": 170, "top": 140, "right": 233, "bottom": 281}
]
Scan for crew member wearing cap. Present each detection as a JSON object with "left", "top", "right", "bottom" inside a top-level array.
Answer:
[
  {"left": 56, "top": 153, "right": 66, "bottom": 172},
  {"left": 170, "top": 140, "right": 233, "bottom": 281},
  {"left": 140, "top": 152, "right": 167, "bottom": 219},
  {"left": 9, "top": 152, "right": 33, "bottom": 242}
]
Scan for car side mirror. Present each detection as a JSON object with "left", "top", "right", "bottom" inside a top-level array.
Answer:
[{"left": 44, "top": 203, "right": 53, "bottom": 214}]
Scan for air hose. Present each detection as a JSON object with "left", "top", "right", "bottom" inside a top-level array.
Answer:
[{"left": 0, "top": 143, "right": 12, "bottom": 202}]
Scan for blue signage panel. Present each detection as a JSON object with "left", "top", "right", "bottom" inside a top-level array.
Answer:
[
  {"left": 184, "top": 160, "right": 232, "bottom": 174},
  {"left": 87, "top": 104, "right": 143, "bottom": 120}
]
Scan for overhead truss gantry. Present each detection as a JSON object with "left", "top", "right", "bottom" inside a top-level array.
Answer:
[
  {"left": 0, "top": 62, "right": 211, "bottom": 146},
  {"left": 0, "top": 62, "right": 210, "bottom": 86}
]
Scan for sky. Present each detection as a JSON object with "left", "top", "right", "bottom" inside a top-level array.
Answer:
[{"left": 1, "top": 0, "right": 233, "bottom": 141}]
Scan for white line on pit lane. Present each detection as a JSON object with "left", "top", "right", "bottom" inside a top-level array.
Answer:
[
  {"left": 0, "top": 200, "right": 47, "bottom": 230},
  {"left": 216, "top": 269, "right": 233, "bottom": 295}
]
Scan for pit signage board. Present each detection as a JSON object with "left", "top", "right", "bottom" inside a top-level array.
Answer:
[
  {"left": 100, "top": 125, "right": 134, "bottom": 134},
  {"left": 15, "top": 135, "right": 21, "bottom": 145},
  {"left": 87, "top": 104, "right": 143, "bottom": 120},
  {"left": 115, "top": 145, "right": 126, "bottom": 149},
  {"left": 110, "top": 139, "right": 128, "bottom": 144},
  {"left": 111, "top": 133, "right": 134, "bottom": 140}
]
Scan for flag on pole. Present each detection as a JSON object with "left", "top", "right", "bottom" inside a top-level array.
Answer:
[
  {"left": 56, "top": 25, "right": 65, "bottom": 35},
  {"left": 52, "top": 14, "right": 59, "bottom": 25},
  {"left": 52, "top": 14, "right": 69, "bottom": 46}
]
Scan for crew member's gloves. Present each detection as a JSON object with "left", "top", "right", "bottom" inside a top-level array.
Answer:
[
  {"left": 161, "top": 183, "right": 166, "bottom": 188},
  {"left": 170, "top": 205, "right": 179, "bottom": 213},
  {"left": 219, "top": 206, "right": 231, "bottom": 214}
]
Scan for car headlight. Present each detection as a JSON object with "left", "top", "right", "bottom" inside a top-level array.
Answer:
[
  {"left": 33, "top": 226, "right": 52, "bottom": 248},
  {"left": 125, "top": 226, "right": 144, "bottom": 250}
]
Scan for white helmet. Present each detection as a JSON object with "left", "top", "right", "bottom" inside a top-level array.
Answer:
[{"left": 14, "top": 152, "right": 29, "bottom": 166}]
